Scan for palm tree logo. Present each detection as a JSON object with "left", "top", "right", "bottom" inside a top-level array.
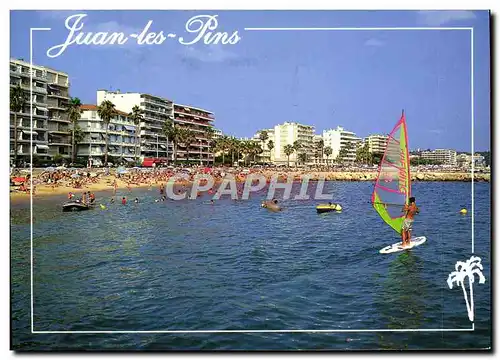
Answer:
[{"left": 447, "top": 256, "right": 486, "bottom": 322}]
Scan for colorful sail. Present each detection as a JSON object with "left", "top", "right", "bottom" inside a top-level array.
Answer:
[{"left": 371, "top": 111, "right": 411, "bottom": 234}]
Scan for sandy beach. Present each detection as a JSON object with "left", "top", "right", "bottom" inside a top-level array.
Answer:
[{"left": 9, "top": 168, "right": 490, "bottom": 203}]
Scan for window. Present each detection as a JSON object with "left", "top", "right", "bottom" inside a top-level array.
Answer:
[{"left": 91, "top": 111, "right": 96, "bottom": 119}]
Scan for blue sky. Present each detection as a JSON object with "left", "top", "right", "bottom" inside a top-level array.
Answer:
[{"left": 10, "top": 10, "right": 490, "bottom": 151}]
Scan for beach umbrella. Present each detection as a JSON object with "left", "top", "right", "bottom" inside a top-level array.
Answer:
[
  {"left": 56, "top": 166, "right": 66, "bottom": 170},
  {"left": 46, "top": 167, "right": 55, "bottom": 172},
  {"left": 90, "top": 173, "right": 98, "bottom": 178},
  {"left": 71, "top": 174, "right": 80, "bottom": 179},
  {"left": 12, "top": 177, "right": 26, "bottom": 183}
]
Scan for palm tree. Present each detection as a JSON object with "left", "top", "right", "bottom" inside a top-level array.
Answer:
[
  {"left": 267, "top": 140, "right": 274, "bottom": 163},
  {"left": 292, "top": 140, "right": 302, "bottom": 168},
  {"left": 205, "top": 127, "right": 215, "bottom": 165},
  {"left": 66, "top": 97, "right": 83, "bottom": 164},
  {"left": 73, "top": 125, "right": 85, "bottom": 160},
  {"left": 248, "top": 141, "right": 262, "bottom": 164},
  {"left": 283, "top": 144, "right": 294, "bottom": 167},
  {"left": 181, "top": 129, "right": 196, "bottom": 164},
  {"left": 97, "top": 100, "right": 116, "bottom": 166},
  {"left": 229, "top": 137, "right": 239, "bottom": 166},
  {"left": 316, "top": 139, "right": 324, "bottom": 165},
  {"left": 259, "top": 130, "right": 269, "bottom": 161},
  {"left": 324, "top": 146, "right": 333, "bottom": 166},
  {"left": 162, "top": 119, "right": 181, "bottom": 164},
  {"left": 219, "top": 135, "right": 231, "bottom": 165},
  {"left": 337, "top": 145, "right": 349, "bottom": 164},
  {"left": 128, "top": 105, "right": 144, "bottom": 163},
  {"left": 447, "top": 256, "right": 486, "bottom": 322},
  {"left": 10, "top": 85, "right": 26, "bottom": 166},
  {"left": 298, "top": 152, "right": 307, "bottom": 165}
]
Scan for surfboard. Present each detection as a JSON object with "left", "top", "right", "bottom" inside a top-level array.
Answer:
[{"left": 379, "top": 236, "right": 426, "bottom": 254}]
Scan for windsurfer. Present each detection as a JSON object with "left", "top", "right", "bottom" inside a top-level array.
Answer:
[{"left": 402, "top": 196, "right": 419, "bottom": 247}]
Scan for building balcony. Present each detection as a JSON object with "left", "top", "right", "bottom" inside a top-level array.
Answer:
[
  {"left": 47, "top": 92, "right": 70, "bottom": 99},
  {"left": 10, "top": 69, "right": 21, "bottom": 78},
  {"left": 174, "top": 117, "right": 212, "bottom": 127},
  {"left": 141, "top": 97, "right": 173, "bottom": 108},
  {"left": 48, "top": 80, "right": 69, "bottom": 88},
  {"left": 11, "top": 122, "right": 47, "bottom": 131},
  {"left": 175, "top": 111, "right": 213, "bottom": 123},
  {"left": 49, "top": 117, "right": 71, "bottom": 124},
  {"left": 47, "top": 103, "right": 66, "bottom": 111},
  {"left": 48, "top": 141, "right": 71, "bottom": 147},
  {"left": 48, "top": 129, "right": 70, "bottom": 134}
]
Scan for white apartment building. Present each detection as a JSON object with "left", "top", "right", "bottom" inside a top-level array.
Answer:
[
  {"left": 97, "top": 90, "right": 215, "bottom": 163},
  {"left": 322, "top": 126, "right": 361, "bottom": 163},
  {"left": 421, "top": 148, "right": 457, "bottom": 165},
  {"left": 76, "top": 104, "right": 140, "bottom": 166},
  {"left": 273, "top": 122, "right": 315, "bottom": 165},
  {"left": 364, "top": 134, "right": 388, "bottom": 154},
  {"left": 97, "top": 90, "right": 173, "bottom": 159},
  {"left": 173, "top": 103, "right": 215, "bottom": 164},
  {"left": 10, "top": 59, "right": 71, "bottom": 163}
]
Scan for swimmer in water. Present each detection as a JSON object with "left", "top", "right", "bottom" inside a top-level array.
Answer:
[{"left": 134, "top": 198, "right": 139, "bottom": 203}]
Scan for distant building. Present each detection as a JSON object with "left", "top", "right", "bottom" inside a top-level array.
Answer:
[
  {"left": 76, "top": 104, "right": 140, "bottom": 166},
  {"left": 322, "top": 126, "right": 361, "bottom": 163},
  {"left": 421, "top": 149, "right": 457, "bottom": 165},
  {"left": 253, "top": 128, "right": 275, "bottom": 163},
  {"left": 213, "top": 128, "right": 223, "bottom": 139},
  {"left": 273, "top": 122, "right": 315, "bottom": 165},
  {"left": 457, "top": 153, "right": 485, "bottom": 168},
  {"left": 364, "top": 134, "right": 388, "bottom": 154}
]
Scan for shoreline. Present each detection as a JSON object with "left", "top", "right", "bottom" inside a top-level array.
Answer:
[{"left": 9, "top": 171, "right": 490, "bottom": 203}]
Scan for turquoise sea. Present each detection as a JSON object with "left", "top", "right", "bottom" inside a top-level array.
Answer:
[{"left": 11, "top": 181, "right": 491, "bottom": 350}]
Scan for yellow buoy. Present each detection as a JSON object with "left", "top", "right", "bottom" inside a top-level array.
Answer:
[
  {"left": 100, "top": 204, "right": 106, "bottom": 210},
  {"left": 460, "top": 208, "right": 467, "bottom": 214},
  {"left": 335, "top": 204, "right": 342, "bottom": 211}
]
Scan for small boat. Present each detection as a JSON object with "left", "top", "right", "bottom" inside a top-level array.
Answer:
[
  {"left": 62, "top": 201, "right": 92, "bottom": 212},
  {"left": 316, "top": 204, "right": 342, "bottom": 214}
]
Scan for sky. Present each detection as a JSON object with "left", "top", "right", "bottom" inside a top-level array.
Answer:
[{"left": 10, "top": 10, "right": 490, "bottom": 151}]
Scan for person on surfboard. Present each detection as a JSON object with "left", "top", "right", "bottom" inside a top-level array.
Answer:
[{"left": 402, "top": 197, "right": 419, "bottom": 247}]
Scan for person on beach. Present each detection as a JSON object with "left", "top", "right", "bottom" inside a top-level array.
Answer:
[
  {"left": 401, "top": 197, "right": 419, "bottom": 247},
  {"left": 122, "top": 196, "right": 127, "bottom": 205},
  {"left": 110, "top": 197, "right": 115, "bottom": 204}
]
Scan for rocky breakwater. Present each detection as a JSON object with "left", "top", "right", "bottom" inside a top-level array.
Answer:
[{"left": 317, "top": 172, "right": 490, "bottom": 182}]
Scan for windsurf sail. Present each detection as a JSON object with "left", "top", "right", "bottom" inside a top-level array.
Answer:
[{"left": 371, "top": 111, "right": 411, "bottom": 234}]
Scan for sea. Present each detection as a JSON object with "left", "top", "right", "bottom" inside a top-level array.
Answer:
[{"left": 10, "top": 181, "right": 491, "bottom": 350}]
